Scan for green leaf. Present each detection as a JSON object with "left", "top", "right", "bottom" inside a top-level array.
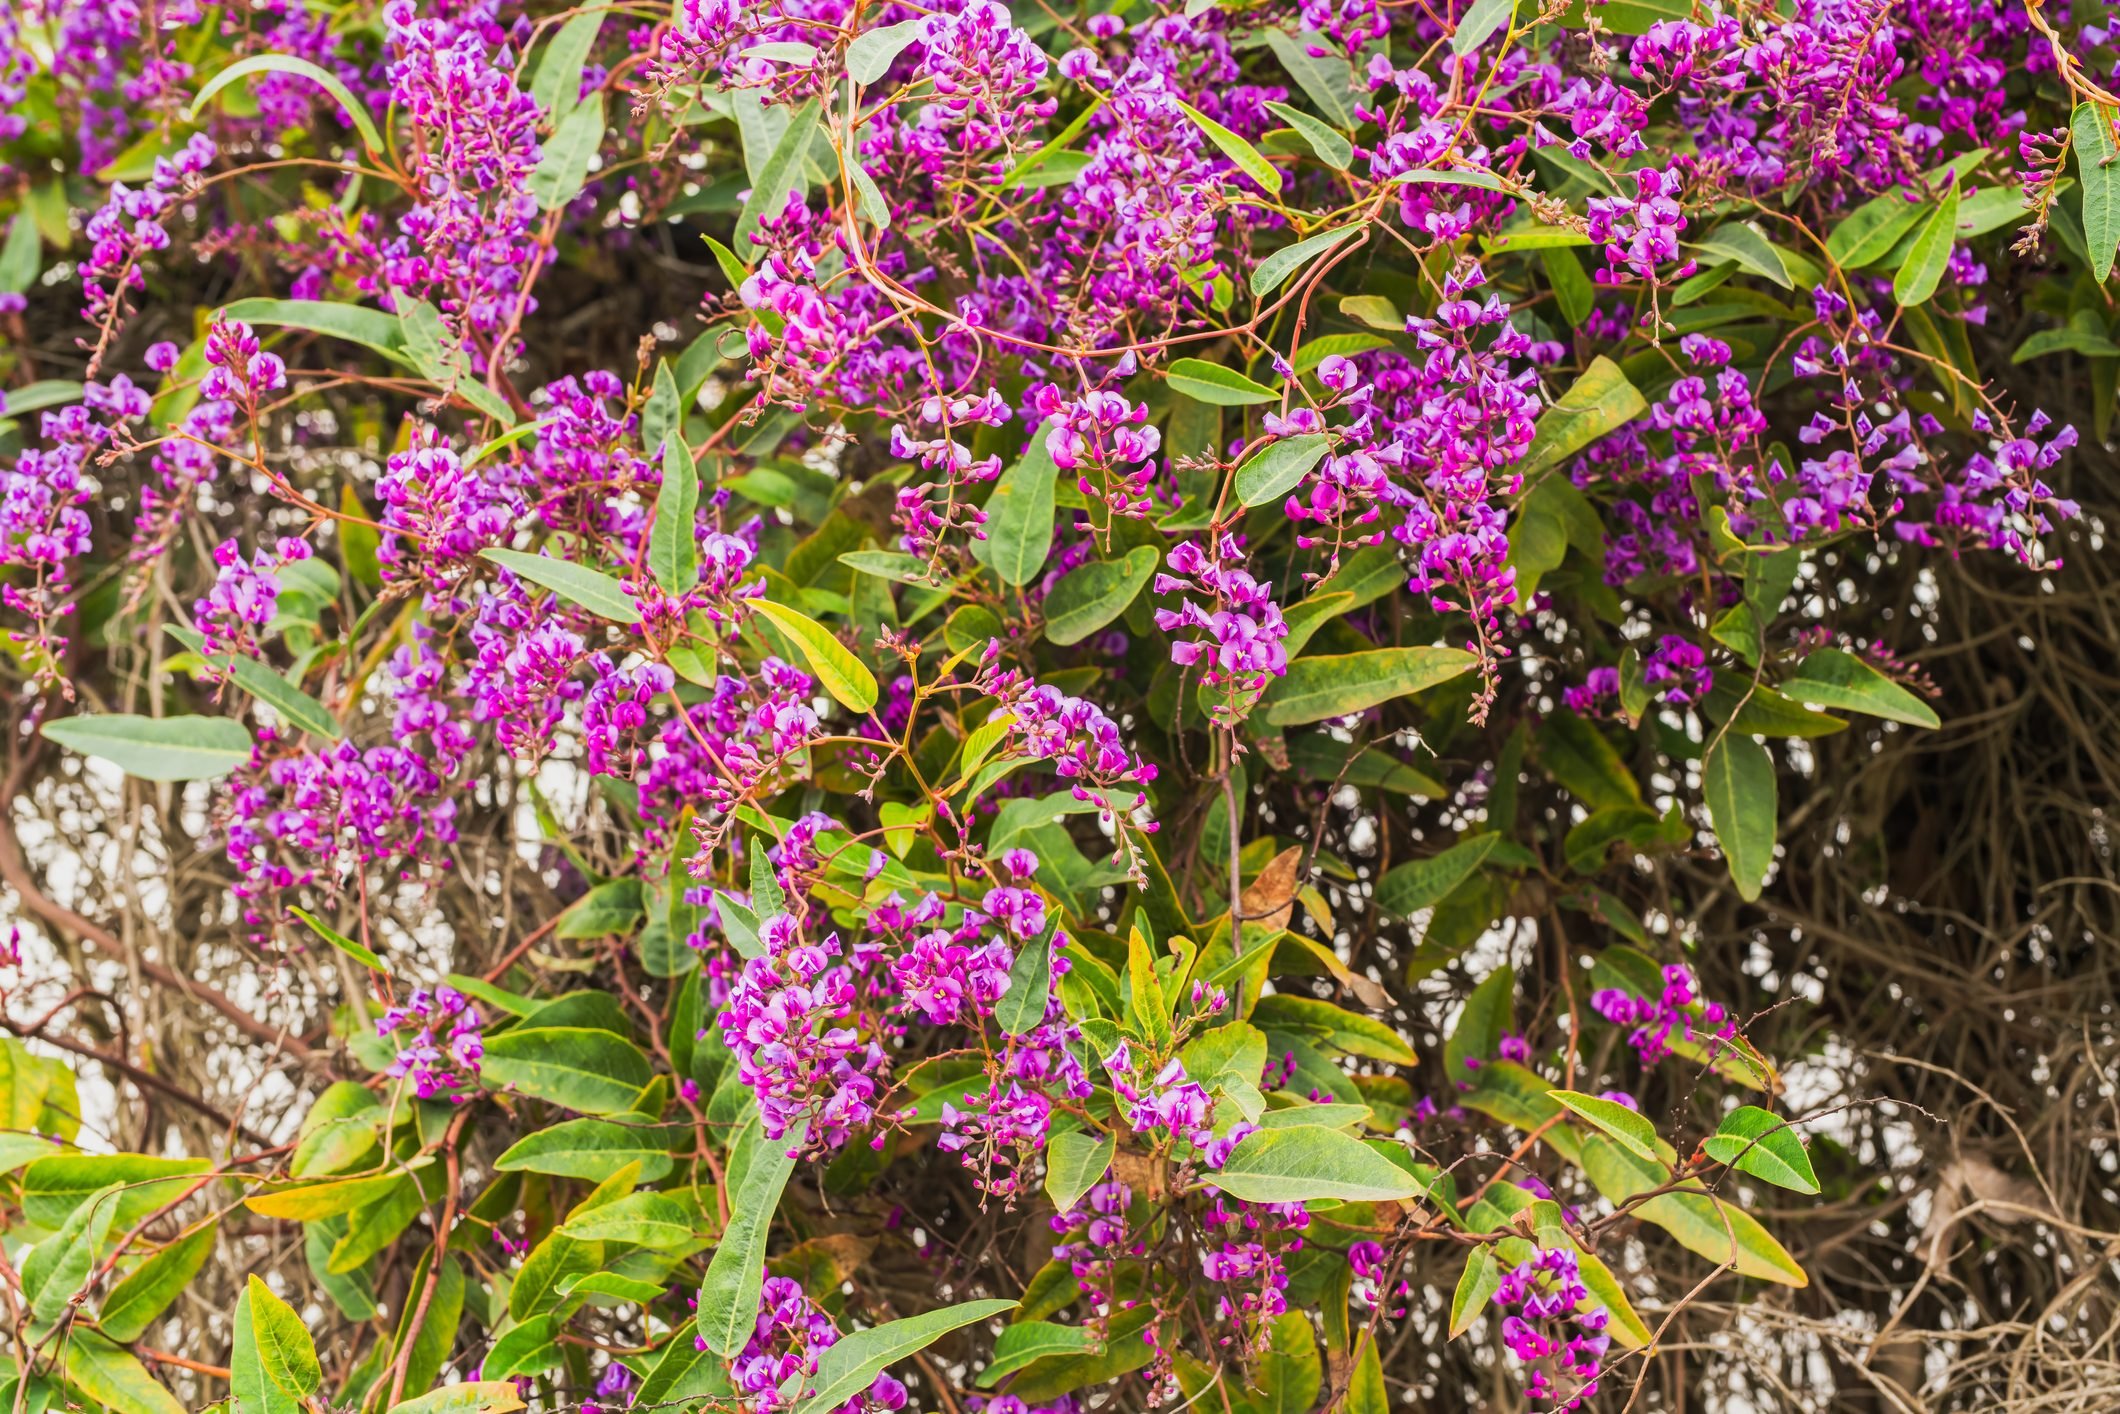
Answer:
[
  {"left": 1261, "top": 102, "right": 1352, "bottom": 170},
  {"left": 1452, "top": 0, "right": 1518, "bottom": 53},
  {"left": 800, "top": 1299, "right": 1019, "bottom": 1414},
  {"left": 847, "top": 17, "right": 927, "bottom": 83},
  {"left": 164, "top": 626, "right": 342, "bottom": 740},
  {"left": 291, "top": 907, "right": 385, "bottom": 972},
  {"left": 839, "top": 550, "right": 931, "bottom": 584},
  {"left": 1166, "top": 357, "right": 1279, "bottom": 406},
  {"left": 385, "top": 1383, "right": 528, "bottom": 1414},
  {"left": 391, "top": 1251, "right": 465, "bottom": 1395},
  {"left": 63, "top": 1330, "right": 184, "bottom": 1414},
  {"left": 1393, "top": 167, "right": 1509, "bottom": 191},
  {"left": 1043, "top": 1129, "right": 1115, "bottom": 1213},
  {"left": 480, "top": 548, "right": 639, "bottom": 623},
  {"left": 699, "top": 1119, "right": 806, "bottom": 1355},
  {"left": 998, "top": 97, "right": 1107, "bottom": 187},
  {"left": 1537, "top": 709, "right": 1641, "bottom": 810},
  {"left": 560, "top": 1191, "right": 695, "bottom": 1246},
  {"left": 1704, "top": 1107, "right": 1821, "bottom": 1194},
  {"left": 531, "top": 10, "right": 605, "bottom": 116},
  {"left": 482, "top": 1027, "right": 654, "bottom": 1115},
  {"left": 191, "top": 55, "right": 385, "bottom": 154},
  {"left": 737, "top": 98, "right": 822, "bottom": 248},
  {"left": 556, "top": 879, "right": 645, "bottom": 939},
  {"left": 1549, "top": 1089, "right": 1662, "bottom": 1162},
  {"left": 633, "top": 1322, "right": 717, "bottom": 1409},
  {"left": 1249, "top": 1311, "right": 1321, "bottom": 1414},
  {"left": 1445, "top": 964, "right": 1515, "bottom": 1080},
  {"left": 978, "top": 1322, "right": 1103, "bottom": 1387},
  {"left": 2079, "top": 104, "right": 2120, "bottom": 283},
  {"left": 1783, "top": 648, "right": 1939, "bottom": 728},
  {"left": 22, "top": 1155, "right": 209, "bottom": 1230},
  {"left": 97, "top": 1219, "right": 216, "bottom": 1342},
  {"left": 1518, "top": 356, "right": 1648, "bottom": 477},
  {"left": 2012, "top": 322, "right": 2120, "bottom": 362},
  {"left": 1260, "top": 30, "right": 1357, "bottom": 129},
  {"left": 1232, "top": 434, "right": 1333, "bottom": 508},
  {"left": 996, "top": 927, "right": 1054, "bottom": 1037},
  {"left": 1250, "top": 995, "right": 1416, "bottom": 1064},
  {"left": 495, "top": 1119, "right": 681, "bottom": 1183},
  {"left": 750, "top": 598, "right": 879, "bottom": 714},
  {"left": 1542, "top": 248, "right": 1594, "bottom": 325},
  {"left": 247, "top": 1275, "right": 322, "bottom": 1398},
  {"left": 1691, "top": 222, "right": 1791, "bottom": 287},
  {"left": 1261, "top": 646, "right": 1476, "bottom": 726},
  {"left": 1893, "top": 175, "right": 1960, "bottom": 306},
  {"left": 1173, "top": 98, "right": 1282, "bottom": 196},
  {"left": 1702, "top": 732, "right": 1776, "bottom": 902},
  {"left": 481, "top": 1313, "right": 561, "bottom": 1381},
  {"left": 1375, "top": 834, "right": 1501, "bottom": 918},
  {"left": 0, "top": 212, "right": 40, "bottom": 294},
  {"left": 24, "top": 1182, "right": 118, "bottom": 1323},
  {"left": 1044, "top": 546, "right": 1159, "bottom": 646},
  {"left": 40, "top": 713, "right": 253, "bottom": 781},
  {"left": 1576, "top": 1136, "right": 1807, "bottom": 1285},
  {"left": 247, "top": 1165, "right": 427, "bottom": 1221},
  {"left": 1252, "top": 225, "right": 1362, "bottom": 298},
  {"left": 974, "top": 422, "right": 1060, "bottom": 587},
  {"left": 530, "top": 93, "right": 604, "bottom": 209},
  {"left": 1210, "top": 1127, "right": 1422, "bottom": 1204},
  {"left": 1448, "top": 1249, "right": 1500, "bottom": 1338},
  {"left": 0, "top": 381, "right": 84, "bottom": 419},
  {"left": 219, "top": 298, "right": 409, "bottom": 365}
]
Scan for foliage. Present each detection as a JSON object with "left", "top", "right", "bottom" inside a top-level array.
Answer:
[{"left": 0, "top": 0, "right": 2113, "bottom": 1412}]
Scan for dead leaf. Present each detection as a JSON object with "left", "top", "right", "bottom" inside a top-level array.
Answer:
[{"left": 1241, "top": 846, "right": 1303, "bottom": 932}]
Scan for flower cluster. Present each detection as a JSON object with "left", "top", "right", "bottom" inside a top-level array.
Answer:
[
  {"left": 376, "top": 984, "right": 484, "bottom": 1101},
  {"left": 1592, "top": 964, "right": 1736, "bottom": 1068},
  {"left": 1492, "top": 1246, "right": 1613, "bottom": 1410}
]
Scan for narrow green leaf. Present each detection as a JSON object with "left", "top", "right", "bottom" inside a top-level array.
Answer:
[
  {"left": 1444, "top": 964, "right": 1515, "bottom": 1079},
  {"left": 1375, "top": 834, "right": 1500, "bottom": 918},
  {"left": 531, "top": 11, "right": 606, "bottom": 116},
  {"left": 559, "top": 1191, "right": 694, "bottom": 1246},
  {"left": 530, "top": 94, "right": 604, "bottom": 210},
  {"left": 750, "top": 598, "right": 879, "bottom": 714},
  {"left": 290, "top": 908, "right": 386, "bottom": 972},
  {"left": 1542, "top": 247, "right": 1594, "bottom": 324},
  {"left": 1783, "top": 648, "right": 1940, "bottom": 728},
  {"left": 1691, "top": 222, "right": 1791, "bottom": 288},
  {"left": 698, "top": 1120, "right": 806, "bottom": 1355},
  {"left": 555, "top": 879, "right": 645, "bottom": 939},
  {"left": 1548, "top": 1089, "right": 1662, "bottom": 1162},
  {"left": 1260, "top": 31, "right": 1357, "bottom": 129},
  {"left": 165, "top": 626, "right": 341, "bottom": 740},
  {"left": 974, "top": 421, "right": 1060, "bottom": 587},
  {"left": 1166, "top": 357, "right": 1279, "bottom": 406},
  {"left": 2078, "top": 103, "right": 2120, "bottom": 283},
  {"left": 978, "top": 1322, "right": 1102, "bottom": 1387},
  {"left": 0, "top": 213, "right": 40, "bottom": 294},
  {"left": 481, "top": 547, "right": 640, "bottom": 623},
  {"left": 1449, "top": 1249, "right": 1499, "bottom": 1337},
  {"left": 1393, "top": 167, "right": 1507, "bottom": 191},
  {"left": 1702, "top": 732, "right": 1776, "bottom": 902},
  {"left": 1452, "top": 0, "right": 1518, "bottom": 53},
  {"left": 191, "top": 55, "right": 385, "bottom": 154},
  {"left": 0, "top": 380, "right": 84, "bottom": 419},
  {"left": 247, "top": 1275, "right": 322, "bottom": 1398},
  {"left": 218, "top": 297, "right": 410, "bottom": 364},
  {"left": 996, "top": 927, "right": 1054, "bottom": 1037},
  {"left": 1173, "top": 99, "right": 1283, "bottom": 197},
  {"left": 1261, "top": 102, "right": 1351, "bottom": 170},
  {"left": 1704, "top": 1107, "right": 1820, "bottom": 1194},
  {"left": 1210, "top": 1127, "right": 1422, "bottom": 1204},
  {"left": 40, "top": 713, "right": 254, "bottom": 781},
  {"left": 1518, "top": 356, "right": 1648, "bottom": 477},
  {"left": 800, "top": 1300, "right": 1019, "bottom": 1414},
  {"left": 97, "top": 1219, "right": 217, "bottom": 1343},
  {"left": 847, "top": 18, "right": 926, "bottom": 84},
  {"left": 651, "top": 431, "right": 701, "bottom": 594},
  {"left": 1260, "top": 646, "right": 1477, "bottom": 726},
  {"left": 63, "top": 1330, "right": 184, "bottom": 1414},
  {"left": 737, "top": 98, "right": 822, "bottom": 248},
  {"left": 1252, "top": 225, "right": 1363, "bottom": 298},
  {"left": 1893, "top": 175, "right": 1959, "bottom": 306},
  {"left": 999, "top": 98, "right": 1107, "bottom": 187},
  {"left": 1044, "top": 546, "right": 1159, "bottom": 646}
]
